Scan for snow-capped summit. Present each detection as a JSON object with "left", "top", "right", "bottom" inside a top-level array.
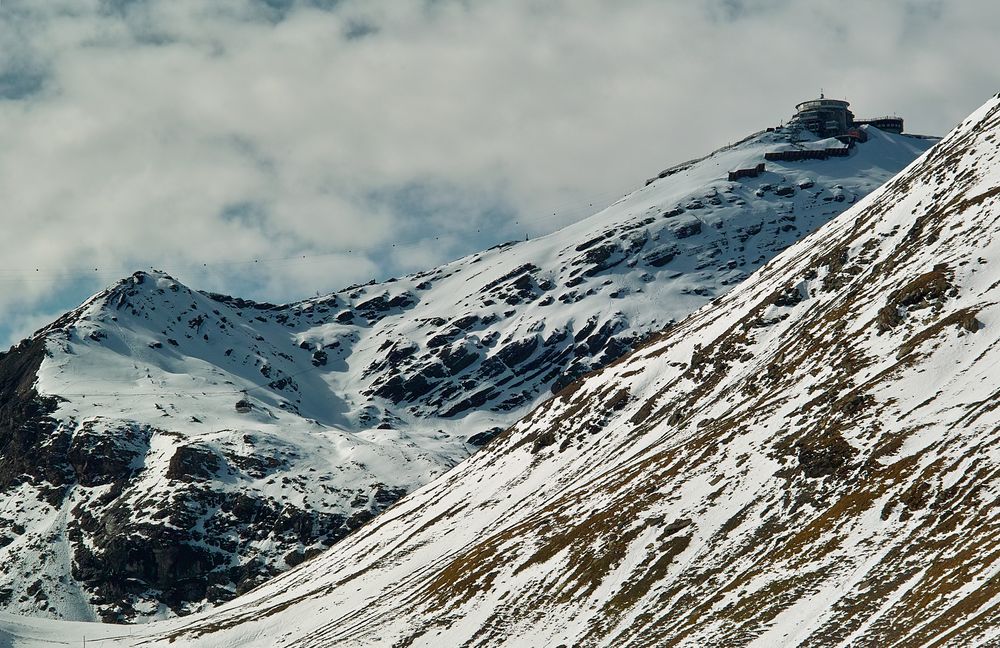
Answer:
[
  {"left": 0, "top": 117, "right": 933, "bottom": 623},
  {"left": 4, "top": 92, "right": 991, "bottom": 648}
]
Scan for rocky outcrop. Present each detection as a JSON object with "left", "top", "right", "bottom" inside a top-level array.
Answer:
[{"left": 0, "top": 337, "right": 64, "bottom": 503}]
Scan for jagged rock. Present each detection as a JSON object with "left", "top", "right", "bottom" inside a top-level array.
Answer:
[
  {"left": 495, "top": 336, "right": 539, "bottom": 368},
  {"left": 643, "top": 245, "right": 678, "bottom": 267},
  {"left": 673, "top": 221, "right": 702, "bottom": 238},
  {"left": 67, "top": 422, "right": 150, "bottom": 487},
  {"left": 467, "top": 427, "right": 504, "bottom": 446},
  {"left": 439, "top": 343, "right": 479, "bottom": 375},
  {"left": 166, "top": 445, "right": 221, "bottom": 482}
]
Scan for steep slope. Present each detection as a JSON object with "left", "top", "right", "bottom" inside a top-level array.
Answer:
[
  {"left": 111, "top": 92, "right": 1000, "bottom": 647},
  {"left": 5, "top": 93, "right": 996, "bottom": 647},
  {"left": 0, "top": 122, "right": 933, "bottom": 624}
]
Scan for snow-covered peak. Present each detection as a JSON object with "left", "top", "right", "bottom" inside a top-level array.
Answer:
[
  {"left": 0, "top": 119, "right": 934, "bottom": 624},
  {"left": 71, "top": 94, "right": 997, "bottom": 648}
]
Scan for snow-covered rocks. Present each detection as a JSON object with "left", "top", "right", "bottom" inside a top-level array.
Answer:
[
  {"left": 81, "top": 95, "right": 1000, "bottom": 648},
  {"left": 0, "top": 121, "right": 933, "bottom": 623}
]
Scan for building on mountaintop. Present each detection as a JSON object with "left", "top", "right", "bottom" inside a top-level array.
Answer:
[
  {"left": 790, "top": 94, "right": 904, "bottom": 137},
  {"left": 792, "top": 96, "right": 855, "bottom": 137},
  {"left": 853, "top": 115, "right": 905, "bottom": 134}
]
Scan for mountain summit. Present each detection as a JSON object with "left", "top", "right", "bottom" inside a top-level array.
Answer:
[
  {"left": 12, "top": 92, "right": 992, "bottom": 647},
  {"left": 0, "top": 114, "right": 933, "bottom": 623}
]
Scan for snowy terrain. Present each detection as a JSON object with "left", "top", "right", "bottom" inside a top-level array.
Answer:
[
  {"left": 0, "top": 119, "right": 933, "bottom": 624},
  {"left": 0, "top": 92, "right": 992, "bottom": 647}
]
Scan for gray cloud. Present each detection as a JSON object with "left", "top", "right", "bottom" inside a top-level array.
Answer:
[{"left": 0, "top": 0, "right": 996, "bottom": 345}]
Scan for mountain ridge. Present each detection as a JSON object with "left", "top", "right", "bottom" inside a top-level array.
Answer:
[
  {"left": 24, "top": 92, "right": 996, "bottom": 647},
  {"left": 0, "top": 118, "right": 935, "bottom": 623}
]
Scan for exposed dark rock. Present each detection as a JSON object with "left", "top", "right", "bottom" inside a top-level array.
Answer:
[
  {"left": 496, "top": 336, "right": 539, "bottom": 368},
  {"left": 673, "top": 221, "right": 702, "bottom": 239},
  {"left": 575, "top": 243, "right": 626, "bottom": 277},
  {"left": 584, "top": 317, "right": 628, "bottom": 357},
  {"left": 480, "top": 264, "right": 540, "bottom": 293},
  {"left": 551, "top": 368, "right": 586, "bottom": 395},
  {"left": 575, "top": 235, "right": 607, "bottom": 252},
  {"left": 531, "top": 429, "right": 557, "bottom": 453},
  {"left": 441, "top": 388, "right": 496, "bottom": 418},
  {"left": 72, "top": 522, "right": 224, "bottom": 619},
  {"left": 205, "top": 293, "right": 282, "bottom": 311},
  {"left": 796, "top": 432, "right": 855, "bottom": 478},
  {"left": 356, "top": 292, "right": 416, "bottom": 314},
  {"left": 427, "top": 332, "right": 457, "bottom": 349},
  {"left": 644, "top": 245, "right": 678, "bottom": 267},
  {"left": 0, "top": 337, "right": 65, "bottom": 501},
  {"left": 440, "top": 344, "right": 479, "bottom": 375},
  {"left": 373, "top": 372, "right": 436, "bottom": 404},
  {"left": 770, "top": 284, "right": 806, "bottom": 308},
  {"left": 452, "top": 315, "right": 479, "bottom": 330},
  {"left": 467, "top": 427, "right": 504, "bottom": 446},
  {"left": 373, "top": 485, "right": 407, "bottom": 507},
  {"left": 386, "top": 342, "right": 417, "bottom": 364},
  {"left": 166, "top": 445, "right": 221, "bottom": 482},
  {"left": 544, "top": 328, "right": 569, "bottom": 347},
  {"left": 67, "top": 422, "right": 150, "bottom": 487},
  {"left": 876, "top": 264, "right": 953, "bottom": 332},
  {"left": 268, "top": 377, "right": 294, "bottom": 391}
]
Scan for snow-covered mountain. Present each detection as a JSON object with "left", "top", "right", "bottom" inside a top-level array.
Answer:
[
  {"left": 0, "top": 119, "right": 933, "bottom": 624},
  {"left": 2, "top": 92, "right": 991, "bottom": 648},
  {"left": 32, "top": 92, "right": 991, "bottom": 648}
]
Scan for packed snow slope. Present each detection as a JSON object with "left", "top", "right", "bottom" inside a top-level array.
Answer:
[{"left": 0, "top": 121, "right": 932, "bottom": 624}]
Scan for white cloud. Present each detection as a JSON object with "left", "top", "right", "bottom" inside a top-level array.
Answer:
[{"left": 0, "top": 0, "right": 996, "bottom": 344}]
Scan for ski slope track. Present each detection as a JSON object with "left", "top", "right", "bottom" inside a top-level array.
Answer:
[{"left": 0, "top": 118, "right": 933, "bottom": 627}]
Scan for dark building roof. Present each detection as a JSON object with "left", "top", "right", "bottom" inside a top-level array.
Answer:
[
  {"left": 795, "top": 97, "right": 851, "bottom": 112},
  {"left": 855, "top": 116, "right": 904, "bottom": 134}
]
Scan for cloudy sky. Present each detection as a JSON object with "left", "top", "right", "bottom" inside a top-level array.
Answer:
[{"left": 0, "top": 0, "right": 996, "bottom": 345}]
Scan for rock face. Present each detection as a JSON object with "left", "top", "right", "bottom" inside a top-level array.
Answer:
[
  {"left": 0, "top": 338, "right": 61, "bottom": 502},
  {"left": 0, "top": 122, "right": 933, "bottom": 623},
  {"left": 32, "top": 95, "right": 1000, "bottom": 647}
]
